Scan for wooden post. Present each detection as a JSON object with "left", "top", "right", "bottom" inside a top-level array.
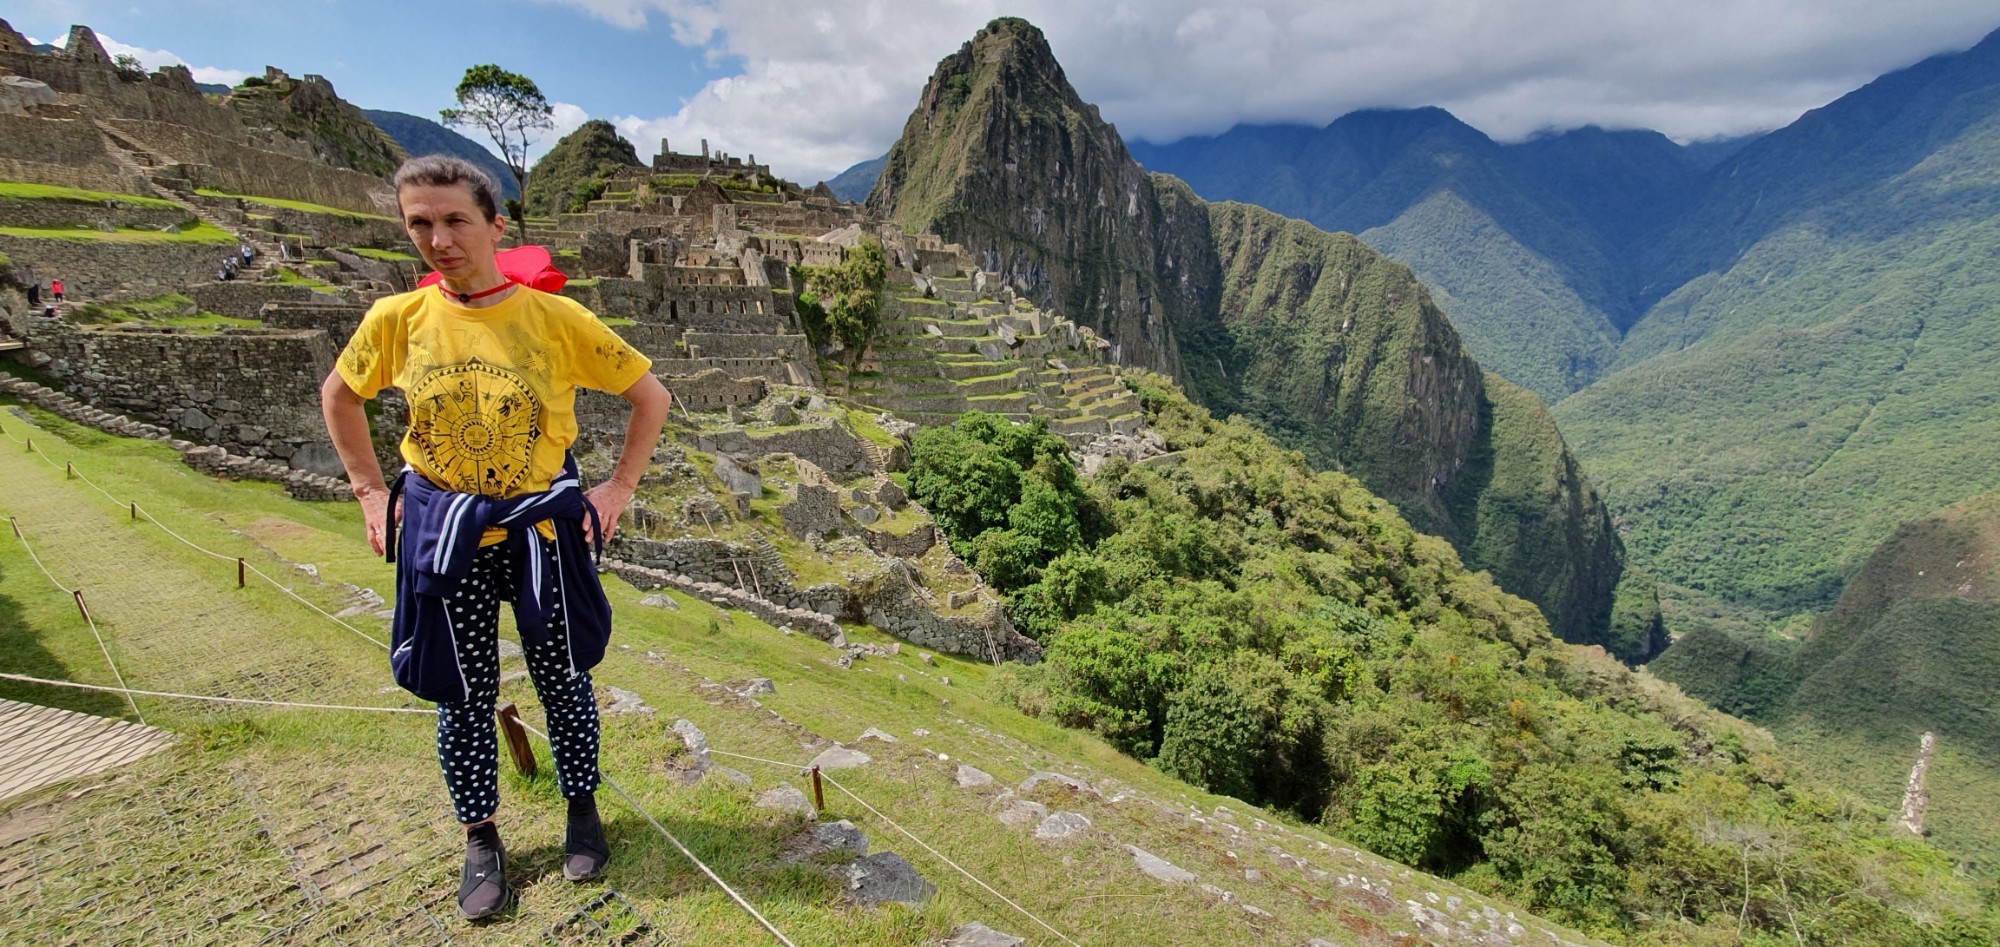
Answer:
[
  {"left": 7, "top": 516, "right": 17, "bottom": 538},
  {"left": 810, "top": 765, "right": 825, "bottom": 813},
  {"left": 23, "top": 436, "right": 30, "bottom": 453},
  {"left": 65, "top": 462, "right": 73, "bottom": 479},
  {"left": 73, "top": 589, "right": 91, "bottom": 624},
  {"left": 496, "top": 703, "right": 537, "bottom": 777},
  {"left": 236, "top": 557, "right": 246, "bottom": 589},
  {"left": 130, "top": 501, "right": 137, "bottom": 520}
]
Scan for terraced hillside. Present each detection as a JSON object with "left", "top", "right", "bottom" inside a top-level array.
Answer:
[
  {"left": 838, "top": 272, "right": 1143, "bottom": 443},
  {"left": 0, "top": 390, "right": 1610, "bottom": 947}
]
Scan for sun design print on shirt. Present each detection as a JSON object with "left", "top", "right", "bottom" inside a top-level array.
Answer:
[{"left": 406, "top": 360, "right": 541, "bottom": 496}]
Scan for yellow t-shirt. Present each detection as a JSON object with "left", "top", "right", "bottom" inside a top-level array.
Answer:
[{"left": 336, "top": 285, "right": 651, "bottom": 542}]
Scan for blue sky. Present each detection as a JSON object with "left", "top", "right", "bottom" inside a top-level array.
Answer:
[
  {"left": 13, "top": 1, "right": 2000, "bottom": 184},
  {"left": 11, "top": 0, "right": 726, "bottom": 121}
]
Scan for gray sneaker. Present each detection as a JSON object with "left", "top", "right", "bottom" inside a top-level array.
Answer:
[{"left": 457, "top": 823, "right": 513, "bottom": 920}]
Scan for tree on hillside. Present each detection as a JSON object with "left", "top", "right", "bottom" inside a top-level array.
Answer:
[{"left": 440, "top": 64, "right": 552, "bottom": 242}]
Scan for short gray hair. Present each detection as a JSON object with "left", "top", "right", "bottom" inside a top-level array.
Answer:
[{"left": 391, "top": 154, "right": 502, "bottom": 222}]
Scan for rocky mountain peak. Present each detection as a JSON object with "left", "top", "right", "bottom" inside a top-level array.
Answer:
[{"left": 867, "top": 18, "right": 1192, "bottom": 379}]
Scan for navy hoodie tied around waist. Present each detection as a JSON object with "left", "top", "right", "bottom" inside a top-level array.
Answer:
[{"left": 384, "top": 455, "right": 611, "bottom": 703}]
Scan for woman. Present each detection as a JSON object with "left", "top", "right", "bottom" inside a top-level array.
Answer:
[{"left": 319, "top": 154, "right": 671, "bottom": 920}]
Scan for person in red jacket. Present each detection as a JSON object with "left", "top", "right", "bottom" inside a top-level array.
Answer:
[{"left": 50, "top": 278, "right": 63, "bottom": 302}]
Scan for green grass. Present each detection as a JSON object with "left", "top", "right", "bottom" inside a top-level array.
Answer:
[
  {"left": 271, "top": 267, "right": 337, "bottom": 291},
  {"left": 347, "top": 246, "right": 417, "bottom": 262},
  {"left": 0, "top": 404, "right": 1604, "bottom": 947},
  {"left": 0, "top": 221, "right": 235, "bottom": 244},
  {"left": 155, "top": 312, "right": 262, "bottom": 331},
  {"left": 193, "top": 188, "right": 396, "bottom": 221},
  {"left": 0, "top": 181, "right": 181, "bottom": 210}
]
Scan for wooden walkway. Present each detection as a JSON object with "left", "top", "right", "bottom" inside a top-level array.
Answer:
[{"left": 0, "top": 698, "right": 174, "bottom": 803}]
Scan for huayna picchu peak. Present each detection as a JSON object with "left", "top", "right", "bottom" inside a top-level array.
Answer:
[{"left": 870, "top": 17, "right": 1659, "bottom": 659}]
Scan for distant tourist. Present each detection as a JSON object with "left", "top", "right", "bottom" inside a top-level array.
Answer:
[
  {"left": 50, "top": 277, "right": 63, "bottom": 301},
  {"left": 318, "top": 154, "right": 671, "bottom": 921},
  {"left": 26, "top": 283, "right": 39, "bottom": 307},
  {"left": 41, "top": 305, "right": 57, "bottom": 319},
  {"left": 239, "top": 244, "right": 254, "bottom": 265}
]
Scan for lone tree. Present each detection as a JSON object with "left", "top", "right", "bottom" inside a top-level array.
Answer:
[{"left": 440, "top": 65, "right": 553, "bottom": 242}]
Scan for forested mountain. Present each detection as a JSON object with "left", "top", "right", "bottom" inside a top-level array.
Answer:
[
  {"left": 826, "top": 153, "right": 884, "bottom": 203},
  {"left": 1131, "top": 25, "right": 2000, "bottom": 677},
  {"left": 361, "top": 109, "right": 519, "bottom": 200},
  {"left": 522, "top": 119, "right": 644, "bottom": 217},
  {"left": 867, "top": 18, "right": 1655, "bottom": 658},
  {"left": 1652, "top": 488, "right": 2000, "bottom": 868},
  {"left": 1130, "top": 113, "right": 1706, "bottom": 400},
  {"left": 1555, "top": 27, "right": 2000, "bottom": 619}
]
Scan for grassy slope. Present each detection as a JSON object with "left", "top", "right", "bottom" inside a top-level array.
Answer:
[
  {"left": 193, "top": 188, "right": 396, "bottom": 222},
  {"left": 0, "top": 404, "right": 1604, "bottom": 947},
  {"left": 0, "top": 221, "right": 236, "bottom": 244},
  {"left": 0, "top": 182, "right": 181, "bottom": 209}
]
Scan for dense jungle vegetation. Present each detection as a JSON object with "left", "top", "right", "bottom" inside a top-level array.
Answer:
[{"left": 910, "top": 382, "right": 1999, "bottom": 945}]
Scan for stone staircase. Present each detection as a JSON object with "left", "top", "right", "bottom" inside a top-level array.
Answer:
[
  {"left": 90, "top": 121, "right": 354, "bottom": 292},
  {"left": 91, "top": 121, "right": 284, "bottom": 272}
]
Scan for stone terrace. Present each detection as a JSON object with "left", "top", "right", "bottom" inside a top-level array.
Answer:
[{"left": 842, "top": 271, "right": 1142, "bottom": 443}]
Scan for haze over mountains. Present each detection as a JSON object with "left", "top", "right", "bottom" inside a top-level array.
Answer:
[{"left": 1113, "top": 28, "right": 2000, "bottom": 612}]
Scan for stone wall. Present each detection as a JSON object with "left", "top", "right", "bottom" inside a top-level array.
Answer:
[
  {"left": 659, "top": 369, "right": 767, "bottom": 410},
  {"left": 24, "top": 320, "right": 337, "bottom": 467},
  {"left": 0, "top": 233, "right": 233, "bottom": 299},
  {"left": 0, "top": 375, "right": 347, "bottom": 500},
  {"left": 858, "top": 576, "right": 1039, "bottom": 663},
  {"left": 778, "top": 481, "right": 843, "bottom": 540},
  {"left": 0, "top": 48, "right": 244, "bottom": 137},
  {"left": 106, "top": 119, "right": 392, "bottom": 216},
  {"left": 0, "top": 114, "right": 136, "bottom": 193},
  {"left": 611, "top": 323, "right": 685, "bottom": 361},
  {"left": 685, "top": 331, "right": 806, "bottom": 360},
  {"left": 662, "top": 356, "right": 809, "bottom": 386},
  {"left": 691, "top": 423, "right": 873, "bottom": 478},
  {"left": 602, "top": 558, "right": 845, "bottom": 641},
  {"left": 190, "top": 282, "right": 321, "bottom": 320},
  {"left": 0, "top": 194, "right": 190, "bottom": 231},
  {"left": 209, "top": 197, "right": 404, "bottom": 248},
  {"left": 610, "top": 536, "right": 794, "bottom": 597},
  {"left": 257, "top": 302, "right": 367, "bottom": 343},
  {"left": 865, "top": 523, "right": 937, "bottom": 558}
]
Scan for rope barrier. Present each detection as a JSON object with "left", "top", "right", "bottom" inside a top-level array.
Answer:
[
  {"left": 709, "top": 748, "right": 1084, "bottom": 947},
  {"left": 0, "top": 672, "right": 433, "bottom": 715},
  {"left": 0, "top": 415, "right": 1056, "bottom": 947},
  {"left": 4, "top": 424, "right": 391, "bottom": 651},
  {"left": 8, "top": 518, "right": 145, "bottom": 725},
  {"left": 516, "top": 719, "right": 800, "bottom": 947},
  {"left": 4, "top": 428, "right": 803, "bottom": 945}
]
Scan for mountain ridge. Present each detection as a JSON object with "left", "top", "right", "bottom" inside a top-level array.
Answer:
[{"left": 867, "top": 17, "right": 1656, "bottom": 658}]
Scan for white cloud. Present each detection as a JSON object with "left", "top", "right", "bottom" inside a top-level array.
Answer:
[
  {"left": 542, "top": 0, "right": 2000, "bottom": 183},
  {"left": 95, "top": 32, "right": 250, "bottom": 86},
  {"left": 532, "top": 101, "right": 594, "bottom": 149}
]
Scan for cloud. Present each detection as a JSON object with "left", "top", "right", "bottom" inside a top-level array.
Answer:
[
  {"left": 95, "top": 33, "right": 249, "bottom": 86},
  {"left": 542, "top": 0, "right": 2000, "bottom": 184}
]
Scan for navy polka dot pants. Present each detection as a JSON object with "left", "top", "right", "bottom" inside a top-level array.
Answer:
[{"left": 434, "top": 541, "right": 602, "bottom": 824}]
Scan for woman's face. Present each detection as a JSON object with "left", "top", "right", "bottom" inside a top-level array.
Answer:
[{"left": 398, "top": 182, "right": 504, "bottom": 282}]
